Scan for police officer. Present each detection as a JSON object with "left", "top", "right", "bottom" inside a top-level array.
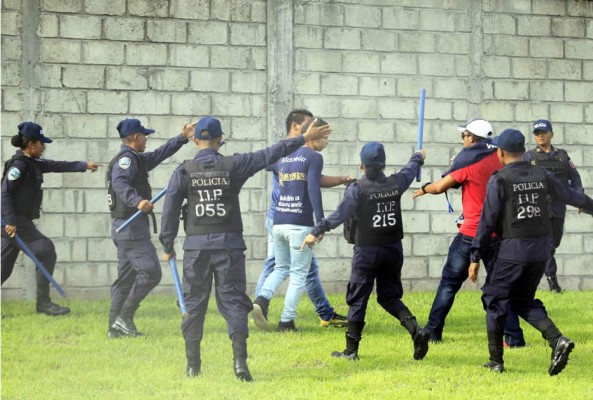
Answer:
[
  {"left": 159, "top": 116, "right": 331, "bottom": 381},
  {"left": 108, "top": 118, "right": 195, "bottom": 338},
  {"left": 524, "top": 119, "right": 584, "bottom": 293},
  {"left": 469, "top": 129, "right": 593, "bottom": 375},
  {"left": 1, "top": 122, "right": 99, "bottom": 315},
  {"left": 302, "top": 142, "right": 430, "bottom": 361}
]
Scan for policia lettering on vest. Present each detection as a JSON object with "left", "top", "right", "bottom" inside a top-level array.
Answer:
[
  {"left": 469, "top": 129, "right": 593, "bottom": 375},
  {"left": 159, "top": 116, "right": 332, "bottom": 381},
  {"left": 302, "top": 141, "right": 430, "bottom": 362},
  {"left": 1, "top": 122, "right": 99, "bottom": 316}
]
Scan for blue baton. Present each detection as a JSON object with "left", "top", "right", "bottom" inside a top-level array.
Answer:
[
  {"left": 416, "top": 88, "right": 426, "bottom": 182},
  {"left": 1, "top": 217, "right": 66, "bottom": 297},
  {"left": 169, "top": 258, "right": 188, "bottom": 318},
  {"left": 115, "top": 187, "right": 167, "bottom": 233}
]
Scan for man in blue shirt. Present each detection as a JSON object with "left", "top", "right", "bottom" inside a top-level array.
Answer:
[
  {"left": 159, "top": 116, "right": 331, "bottom": 381},
  {"left": 524, "top": 119, "right": 584, "bottom": 293},
  {"left": 470, "top": 129, "right": 593, "bottom": 375}
]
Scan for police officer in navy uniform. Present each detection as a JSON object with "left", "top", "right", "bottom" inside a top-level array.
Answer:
[
  {"left": 159, "top": 116, "right": 331, "bottom": 381},
  {"left": 524, "top": 119, "right": 584, "bottom": 293},
  {"left": 1, "top": 122, "right": 99, "bottom": 315},
  {"left": 302, "top": 142, "right": 430, "bottom": 361},
  {"left": 108, "top": 118, "right": 195, "bottom": 338},
  {"left": 469, "top": 129, "right": 593, "bottom": 375}
]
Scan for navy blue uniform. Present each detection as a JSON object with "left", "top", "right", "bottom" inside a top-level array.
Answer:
[
  {"left": 471, "top": 161, "right": 593, "bottom": 368},
  {"left": 159, "top": 135, "right": 309, "bottom": 370},
  {"left": 524, "top": 146, "right": 583, "bottom": 280},
  {"left": 108, "top": 135, "right": 188, "bottom": 330},
  {"left": 1, "top": 151, "right": 86, "bottom": 301}
]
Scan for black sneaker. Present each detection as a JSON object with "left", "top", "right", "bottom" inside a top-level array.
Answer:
[
  {"left": 252, "top": 296, "right": 270, "bottom": 331},
  {"left": 277, "top": 320, "right": 298, "bottom": 332},
  {"left": 549, "top": 336, "right": 574, "bottom": 376},
  {"left": 107, "top": 328, "right": 122, "bottom": 339},
  {"left": 483, "top": 360, "right": 505, "bottom": 373},
  {"left": 413, "top": 328, "right": 430, "bottom": 360},
  {"left": 320, "top": 312, "right": 348, "bottom": 328},
  {"left": 36, "top": 300, "right": 70, "bottom": 316},
  {"left": 186, "top": 364, "right": 201, "bottom": 377},
  {"left": 234, "top": 358, "right": 253, "bottom": 382},
  {"left": 332, "top": 350, "right": 359, "bottom": 361},
  {"left": 112, "top": 316, "right": 143, "bottom": 337}
]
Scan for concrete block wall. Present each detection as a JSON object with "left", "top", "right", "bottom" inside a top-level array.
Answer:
[{"left": 1, "top": 0, "right": 592, "bottom": 300}]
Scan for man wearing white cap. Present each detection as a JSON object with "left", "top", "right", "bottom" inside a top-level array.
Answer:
[{"left": 412, "top": 119, "right": 523, "bottom": 347}]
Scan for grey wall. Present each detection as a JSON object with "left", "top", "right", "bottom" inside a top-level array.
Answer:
[{"left": 2, "top": 0, "right": 593, "bottom": 300}]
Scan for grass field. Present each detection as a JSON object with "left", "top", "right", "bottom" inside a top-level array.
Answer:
[{"left": 2, "top": 291, "right": 593, "bottom": 399}]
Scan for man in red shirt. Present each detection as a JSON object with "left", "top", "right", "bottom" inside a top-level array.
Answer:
[{"left": 413, "top": 119, "right": 524, "bottom": 346}]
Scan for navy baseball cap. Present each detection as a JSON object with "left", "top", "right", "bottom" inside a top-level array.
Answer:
[
  {"left": 195, "top": 116, "right": 224, "bottom": 140},
  {"left": 116, "top": 118, "right": 155, "bottom": 138},
  {"left": 360, "top": 141, "right": 386, "bottom": 169},
  {"left": 18, "top": 122, "right": 52, "bottom": 143},
  {"left": 532, "top": 119, "right": 553, "bottom": 133},
  {"left": 493, "top": 129, "right": 526, "bottom": 153}
]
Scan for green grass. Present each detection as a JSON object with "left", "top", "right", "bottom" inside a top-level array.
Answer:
[{"left": 2, "top": 291, "right": 593, "bottom": 399}]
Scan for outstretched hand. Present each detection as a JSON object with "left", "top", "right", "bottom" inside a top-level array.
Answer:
[
  {"left": 302, "top": 119, "right": 331, "bottom": 142},
  {"left": 300, "top": 233, "right": 323, "bottom": 250},
  {"left": 86, "top": 162, "right": 100, "bottom": 172},
  {"left": 182, "top": 121, "right": 198, "bottom": 140}
]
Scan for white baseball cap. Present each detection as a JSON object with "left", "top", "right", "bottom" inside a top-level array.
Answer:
[{"left": 457, "top": 119, "right": 493, "bottom": 139}]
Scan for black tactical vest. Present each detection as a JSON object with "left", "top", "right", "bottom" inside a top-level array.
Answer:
[
  {"left": 346, "top": 176, "right": 403, "bottom": 246},
  {"left": 182, "top": 156, "right": 242, "bottom": 235},
  {"left": 497, "top": 166, "right": 550, "bottom": 239},
  {"left": 107, "top": 149, "right": 152, "bottom": 219},
  {"left": 526, "top": 148, "right": 570, "bottom": 184},
  {"left": 2, "top": 154, "right": 43, "bottom": 219}
]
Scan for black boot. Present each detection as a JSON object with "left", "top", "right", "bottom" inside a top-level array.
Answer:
[
  {"left": 112, "top": 300, "right": 143, "bottom": 337},
  {"left": 232, "top": 335, "right": 252, "bottom": 382},
  {"left": 484, "top": 331, "right": 505, "bottom": 373},
  {"left": 398, "top": 308, "right": 430, "bottom": 361},
  {"left": 546, "top": 275, "right": 562, "bottom": 293},
  {"left": 185, "top": 340, "right": 201, "bottom": 377},
  {"left": 277, "top": 320, "right": 298, "bottom": 332},
  {"left": 36, "top": 298, "right": 70, "bottom": 316},
  {"left": 332, "top": 321, "right": 364, "bottom": 361},
  {"left": 536, "top": 319, "right": 574, "bottom": 376},
  {"left": 252, "top": 296, "right": 270, "bottom": 331}
]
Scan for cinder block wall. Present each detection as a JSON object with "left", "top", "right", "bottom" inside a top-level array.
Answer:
[{"left": 1, "top": 0, "right": 592, "bottom": 300}]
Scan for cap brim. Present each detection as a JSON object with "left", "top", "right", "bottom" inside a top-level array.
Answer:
[
  {"left": 457, "top": 125, "right": 467, "bottom": 132},
  {"left": 41, "top": 137, "right": 53, "bottom": 143},
  {"left": 142, "top": 128, "right": 155, "bottom": 135},
  {"left": 532, "top": 129, "right": 548, "bottom": 134},
  {"left": 492, "top": 136, "right": 501, "bottom": 146}
]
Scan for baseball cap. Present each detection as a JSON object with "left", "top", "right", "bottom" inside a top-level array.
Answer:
[
  {"left": 195, "top": 116, "right": 224, "bottom": 140},
  {"left": 116, "top": 118, "right": 155, "bottom": 138},
  {"left": 457, "top": 119, "right": 493, "bottom": 138},
  {"left": 360, "top": 141, "right": 386, "bottom": 169},
  {"left": 492, "top": 129, "right": 526, "bottom": 153},
  {"left": 18, "top": 122, "right": 52, "bottom": 143},
  {"left": 532, "top": 119, "right": 553, "bottom": 133}
]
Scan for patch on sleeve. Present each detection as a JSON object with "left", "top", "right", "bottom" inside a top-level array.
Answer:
[
  {"left": 569, "top": 160, "right": 576, "bottom": 169},
  {"left": 118, "top": 157, "right": 131, "bottom": 170},
  {"left": 7, "top": 167, "right": 21, "bottom": 181}
]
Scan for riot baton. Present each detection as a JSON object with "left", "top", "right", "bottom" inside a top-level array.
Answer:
[
  {"left": 1, "top": 217, "right": 66, "bottom": 297},
  {"left": 416, "top": 88, "right": 426, "bottom": 182},
  {"left": 115, "top": 187, "right": 167, "bottom": 233},
  {"left": 169, "top": 258, "right": 188, "bottom": 318}
]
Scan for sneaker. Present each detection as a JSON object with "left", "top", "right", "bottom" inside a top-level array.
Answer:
[
  {"left": 319, "top": 312, "right": 348, "bottom": 328},
  {"left": 413, "top": 328, "right": 430, "bottom": 360},
  {"left": 107, "top": 328, "right": 122, "bottom": 339},
  {"left": 277, "top": 320, "right": 298, "bottom": 332},
  {"left": 112, "top": 316, "right": 143, "bottom": 337},
  {"left": 332, "top": 350, "right": 359, "bottom": 361},
  {"left": 549, "top": 336, "right": 574, "bottom": 376},
  {"left": 186, "top": 364, "right": 201, "bottom": 377},
  {"left": 36, "top": 300, "right": 70, "bottom": 316},
  {"left": 483, "top": 360, "right": 505, "bottom": 373},
  {"left": 252, "top": 296, "right": 270, "bottom": 331}
]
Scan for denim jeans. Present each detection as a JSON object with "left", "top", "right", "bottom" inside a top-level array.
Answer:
[
  {"left": 255, "top": 217, "right": 334, "bottom": 321},
  {"left": 425, "top": 233, "right": 523, "bottom": 343},
  {"left": 259, "top": 224, "right": 313, "bottom": 322}
]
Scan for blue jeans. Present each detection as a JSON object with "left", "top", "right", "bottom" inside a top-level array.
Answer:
[
  {"left": 425, "top": 233, "right": 523, "bottom": 344},
  {"left": 255, "top": 218, "right": 334, "bottom": 321},
  {"left": 259, "top": 224, "right": 313, "bottom": 322}
]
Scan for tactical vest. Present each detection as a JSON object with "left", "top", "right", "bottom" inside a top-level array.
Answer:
[
  {"left": 526, "top": 148, "right": 570, "bottom": 184},
  {"left": 497, "top": 166, "right": 550, "bottom": 239},
  {"left": 182, "top": 156, "right": 242, "bottom": 235},
  {"left": 107, "top": 149, "right": 152, "bottom": 219},
  {"left": 2, "top": 154, "right": 43, "bottom": 219},
  {"left": 345, "top": 177, "right": 403, "bottom": 246}
]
